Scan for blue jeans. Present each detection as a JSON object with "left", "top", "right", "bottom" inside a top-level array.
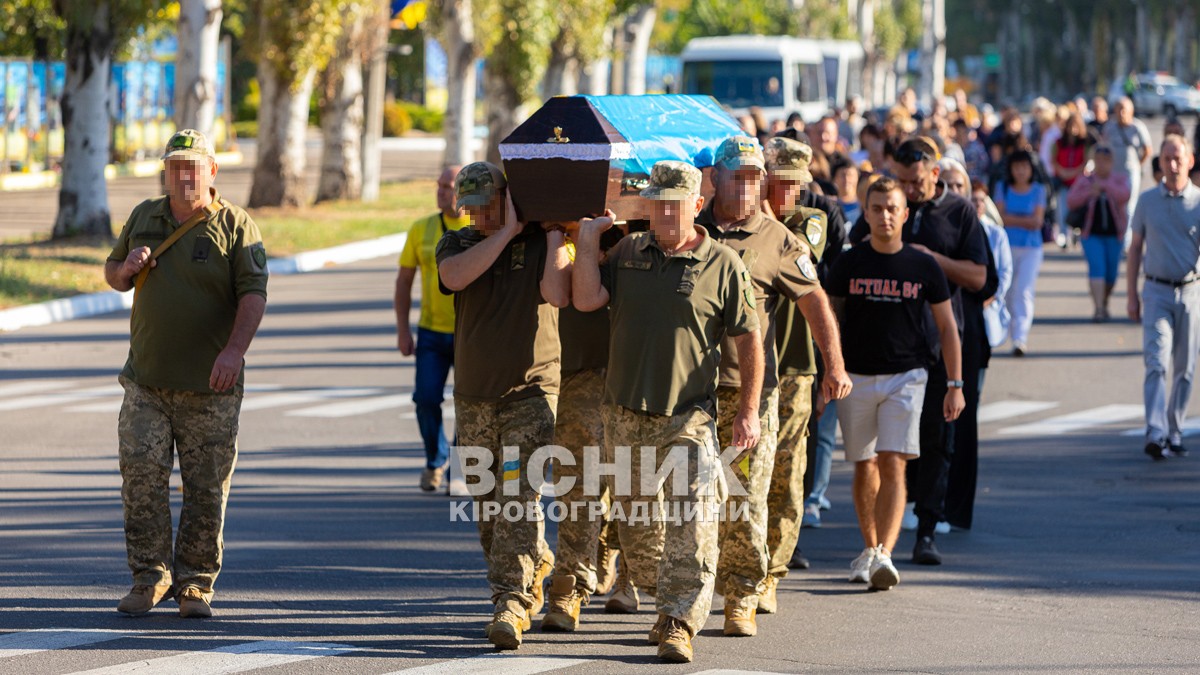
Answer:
[
  {"left": 414, "top": 328, "right": 454, "bottom": 469},
  {"left": 1081, "top": 235, "right": 1121, "bottom": 284},
  {"left": 804, "top": 399, "right": 836, "bottom": 508}
]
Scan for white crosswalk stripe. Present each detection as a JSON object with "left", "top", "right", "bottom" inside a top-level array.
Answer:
[
  {"left": 289, "top": 393, "right": 414, "bottom": 418},
  {"left": 0, "top": 384, "right": 121, "bottom": 411},
  {"left": 999, "top": 404, "right": 1144, "bottom": 436},
  {"left": 239, "top": 388, "right": 385, "bottom": 412},
  {"left": 0, "top": 379, "right": 76, "bottom": 398},
  {"left": 978, "top": 400, "right": 1059, "bottom": 423},
  {"left": 64, "top": 639, "right": 357, "bottom": 675},
  {"left": 0, "top": 629, "right": 124, "bottom": 659},
  {"left": 378, "top": 654, "right": 592, "bottom": 675}
]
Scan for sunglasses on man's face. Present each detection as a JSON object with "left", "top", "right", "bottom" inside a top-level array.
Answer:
[{"left": 894, "top": 147, "right": 936, "bottom": 165}]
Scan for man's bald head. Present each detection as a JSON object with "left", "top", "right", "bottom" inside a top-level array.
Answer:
[{"left": 438, "top": 165, "right": 464, "bottom": 216}]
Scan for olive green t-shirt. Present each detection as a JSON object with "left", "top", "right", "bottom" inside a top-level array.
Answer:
[
  {"left": 108, "top": 193, "right": 269, "bottom": 393},
  {"left": 560, "top": 305, "right": 609, "bottom": 376},
  {"left": 776, "top": 206, "right": 829, "bottom": 376},
  {"left": 600, "top": 227, "right": 759, "bottom": 417},
  {"left": 435, "top": 223, "right": 560, "bottom": 403},
  {"left": 696, "top": 206, "right": 819, "bottom": 392}
]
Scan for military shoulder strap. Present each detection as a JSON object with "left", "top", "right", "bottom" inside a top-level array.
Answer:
[{"left": 133, "top": 199, "right": 224, "bottom": 299}]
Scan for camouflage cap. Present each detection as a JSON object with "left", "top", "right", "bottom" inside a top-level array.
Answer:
[
  {"left": 763, "top": 137, "right": 814, "bottom": 183},
  {"left": 455, "top": 162, "right": 507, "bottom": 209},
  {"left": 640, "top": 160, "right": 702, "bottom": 200},
  {"left": 162, "top": 129, "right": 215, "bottom": 161},
  {"left": 714, "top": 135, "right": 766, "bottom": 172}
]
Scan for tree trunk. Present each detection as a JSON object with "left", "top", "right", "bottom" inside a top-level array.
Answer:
[
  {"left": 1175, "top": 7, "right": 1194, "bottom": 82},
  {"left": 174, "top": 0, "right": 222, "bottom": 138},
  {"left": 544, "top": 32, "right": 579, "bottom": 98},
  {"left": 316, "top": 11, "right": 365, "bottom": 203},
  {"left": 622, "top": 5, "right": 655, "bottom": 96},
  {"left": 858, "top": 0, "right": 876, "bottom": 106},
  {"left": 579, "top": 25, "right": 612, "bottom": 96},
  {"left": 441, "top": 0, "right": 477, "bottom": 167},
  {"left": 53, "top": 3, "right": 113, "bottom": 239},
  {"left": 917, "top": 0, "right": 944, "bottom": 109},
  {"left": 608, "top": 23, "right": 625, "bottom": 95},
  {"left": 361, "top": 7, "right": 388, "bottom": 203},
  {"left": 484, "top": 66, "right": 519, "bottom": 166},
  {"left": 249, "top": 51, "right": 316, "bottom": 208}
]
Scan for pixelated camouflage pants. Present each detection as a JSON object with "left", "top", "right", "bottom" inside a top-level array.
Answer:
[
  {"left": 117, "top": 376, "right": 242, "bottom": 598},
  {"left": 715, "top": 386, "right": 779, "bottom": 608},
  {"left": 767, "top": 374, "right": 814, "bottom": 578},
  {"left": 602, "top": 404, "right": 726, "bottom": 637},
  {"left": 551, "top": 368, "right": 609, "bottom": 595},
  {"left": 455, "top": 394, "right": 556, "bottom": 614}
]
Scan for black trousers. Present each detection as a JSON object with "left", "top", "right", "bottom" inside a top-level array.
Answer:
[
  {"left": 946, "top": 365, "right": 986, "bottom": 531},
  {"left": 907, "top": 359, "right": 954, "bottom": 539}
]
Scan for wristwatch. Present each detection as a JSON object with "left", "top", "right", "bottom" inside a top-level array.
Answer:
[{"left": 947, "top": 380, "right": 964, "bottom": 389}]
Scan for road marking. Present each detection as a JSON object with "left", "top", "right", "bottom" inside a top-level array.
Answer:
[
  {"left": 1120, "top": 418, "right": 1200, "bottom": 437},
  {"left": 999, "top": 404, "right": 1144, "bottom": 436},
  {"left": 240, "top": 388, "right": 384, "bottom": 412},
  {"left": 0, "top": 629, "right": 124, "bottom": 658},
  {"left": 379, "top": 654, "right": 592, "bottom": 675},
  {"left": 0, "top": 380, "right": 76, "bottom": 398},
  {"left": 978, "top": 400, "right": 1059, "bottom": 423},
  {"left": 288, "top": 394, "right": 413, "bottom": 418},
  {"left": 0, "top": 385, "right": 122, "bottom": 411},
  {"left": 66, "top": 640, "right": 356, "bottom": 674},
  {"left": 691, "top": 671, "right": 794, "bottom": 675}
]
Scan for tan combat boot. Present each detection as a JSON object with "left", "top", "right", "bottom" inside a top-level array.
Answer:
[
  {"left": 419, "top": 463, "right": 446, "bottom": 492},
  {"left": 604, "top": 564, "right": 639, "bottom": 613},
  {"left": 486, "top": 606, "right": 528, "bottom": 650},
  {"left": 594, "top": 538, "right": 620, "bottom": 595},
  {"left": 648, "top": 612, "right": 669, "bottom": 644},
  {"left": 177, "top": 586, "right": 213, "bottom": 619},
  {"left": 723, "top": 597, "right": 758, "bottom": 637},
  {"left": 116, "top": 583, "right": 172, "bottom": 615},
  {"left": 541, "top": 575, "right": 587, "bottom": 631},
  {"left": 657, "top": 616, "right": 694, "bottom": 663},
  {"left": 757, "top": 575, "right": 779, "bottom": 614},
  {"left": 528, "top": 551, "right": 555, "bottom": 618}
]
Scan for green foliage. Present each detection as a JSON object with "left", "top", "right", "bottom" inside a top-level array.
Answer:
[
  {"left": 666, "top": 0, "right": 799, "bottom": 53},
  {"left": 894, "top": 0, "right": 923, "bottom": 51},
  {"left": 477, "top": 0, "right": 555, "bottom": 102},
  {"left": 873, "top": 1, "right": 906, "bottom": 61},
  {"left": 383, "top": 100, "right": 412, "bottom": 136},
  {"left": 553, "top": 0, "right": 616, "bottom": 66},
  {"left": 403, "top": 101, "right": 444, "bottom": 132},
  {"left": 0, "top": 0, "right": 66, "bottom": 57},
  {"left": 248, "top": 0, "right": 344, "bottom": 91}
]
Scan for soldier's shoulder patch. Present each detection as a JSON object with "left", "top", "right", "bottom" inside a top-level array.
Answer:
[
  {"left": 251, "top": 242, "right": 267, "bottom": 271},
  {"left": 805, "top": 215, "right": 824, "bottom": 246},
  {"left": 739, "top": 268, "right": 757, "bottom": 310},
  {"left": 796, "top": 255, "right": 817, "bottom": 281}
]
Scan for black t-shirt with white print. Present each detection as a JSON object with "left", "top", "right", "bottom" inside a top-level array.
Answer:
[{"left": 825, "top": 243, "right": 952, "bottom": 375}]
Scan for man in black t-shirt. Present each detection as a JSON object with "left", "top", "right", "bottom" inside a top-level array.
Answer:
[
  {"left": 827, "top": 178, "right": 965, "bottom": 591},
  {"left": 851, "top": 138, "right": 989, "bottom": 565}
]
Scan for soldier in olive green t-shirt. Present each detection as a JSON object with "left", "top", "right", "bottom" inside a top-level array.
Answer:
[
  {"left": 103, "top": 129, "right": 267, "bottom": 620},
  {"left": 573, "top": 160, "right": 763, "bottom": 664},
  {"left": 434, "top": 161, "right": 572, "bottom": 651}
]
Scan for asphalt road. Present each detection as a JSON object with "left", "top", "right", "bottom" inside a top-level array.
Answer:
[{"left": 1, "top": 245, "right": 1197, "bottom": 674}]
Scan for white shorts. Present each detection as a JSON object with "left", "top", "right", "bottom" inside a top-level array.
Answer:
[{"left": 837, "top": 368, "right": 928, "bottom": 462}]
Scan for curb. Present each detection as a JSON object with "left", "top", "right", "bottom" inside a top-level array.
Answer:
[
  {"left": 0, "top": 152, "right": 245, "bottom": 192},
  {"left": 0, "top": 231, "right": 407, "bottom": 334}
]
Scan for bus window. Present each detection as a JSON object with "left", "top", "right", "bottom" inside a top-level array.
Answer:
[
  {"left": 822, "top": 56, "right": 839, "bottom": 103},
  {"left": 681, "top": 60, "right": 785, "bottom": 109},
  {"left": 794, "top": 62, "right": 825, "bottom": 104}
]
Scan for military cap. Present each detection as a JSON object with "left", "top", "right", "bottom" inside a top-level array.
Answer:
[
  {"left": 162, "top": 129, "right": 215, "bottom": 161},
  {"left": 640, "top": 160, "right": 703, "bottom": 200},
  {"left": 763, "top": 137, "right": 814, "bottom": 183},
  {"left": 714, "top": 135, "right": 766, "bottom": 172},
  {"left": 455, "top": 162, "right": 507, "bottom": 209}
]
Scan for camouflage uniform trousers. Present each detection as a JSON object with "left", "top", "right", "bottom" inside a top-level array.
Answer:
[
  {"left": 456, "top": 394, "right": 556, "bottom": 615},
  {"left": 715, "top": 386, "right": 780, "bottom": 609},
  {"left": 602, "top": 403, "right": 727, "bottom": 637},
  {"left": 117, "top": 376, "right": 242, "bottom": 601},
  {"left": 551, "top": 368, "right": 610, "bottom": 596},
  {"left": 766, "top": 373, "right": 814, "bottom": 578}
]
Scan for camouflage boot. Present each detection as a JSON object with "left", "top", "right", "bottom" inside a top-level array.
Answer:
[
  {"left": 757, "top": 575, "right": 779, "bottom": 614},
  {"left": 723, "top": 596, "right": 758, "bottom": 637},
  {"left": 529, "top": 550, "right": 555, "bottom": 618},
  {"left": 657, "top": 616, "right": 694, "bottom": 663},
  {"left": 486, "top": 605, "right": 529, "bottom": 650},
  {"left": 594, "top": 538, "right": 620, "bottom": 596},
  {"left": 604, "top": 559, "right": 639, "bottom": 614}
]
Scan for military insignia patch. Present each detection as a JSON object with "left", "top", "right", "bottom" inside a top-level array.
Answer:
[
  {"left": 806, "top": 216, "right": 823, "bottom": 246},
  {"left": 796, "top": 256, "right": 817, "bottom": 281},
  {"left": 740, "top": 269, "right": 757, "bottom": 309},
  {"left": 251, "top": 242, "right": 267, "bottom": 270}
]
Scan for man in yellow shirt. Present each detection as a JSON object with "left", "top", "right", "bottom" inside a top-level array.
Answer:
[{"left": 396, "top": 165, "right": 469, "bottom": 491}]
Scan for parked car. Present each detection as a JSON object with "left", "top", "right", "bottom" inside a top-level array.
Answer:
[{"left": 1107, "top": 72, "right": 1200, "bottom": 118}]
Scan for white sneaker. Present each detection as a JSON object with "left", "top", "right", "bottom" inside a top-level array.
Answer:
[
  {"left": 868, "top": 547, "right": 900, "bottom": 591},
  {"left": 935, "top": 521, "right": 951, "bottom": 535},
  {"left": 801, "top": 503, "right": 822, "bottom": 528},
  {"left": 901, "top": 504, "right": 918, "bottom": 531},
  {"left": 849, "top": 547, "right": 875, "bottom": 583}
]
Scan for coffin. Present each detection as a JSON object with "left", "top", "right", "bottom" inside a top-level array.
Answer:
[{"left": 499, "top": 95, "right": 744, "bottom": 223}]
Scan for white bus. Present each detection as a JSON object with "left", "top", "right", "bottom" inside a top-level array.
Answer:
[
  {"left": 815, "top": 39, "right": 865, "bottom": 107},
  {"left": 679, "top": 35, "right": 828, "bottom": 124}
]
